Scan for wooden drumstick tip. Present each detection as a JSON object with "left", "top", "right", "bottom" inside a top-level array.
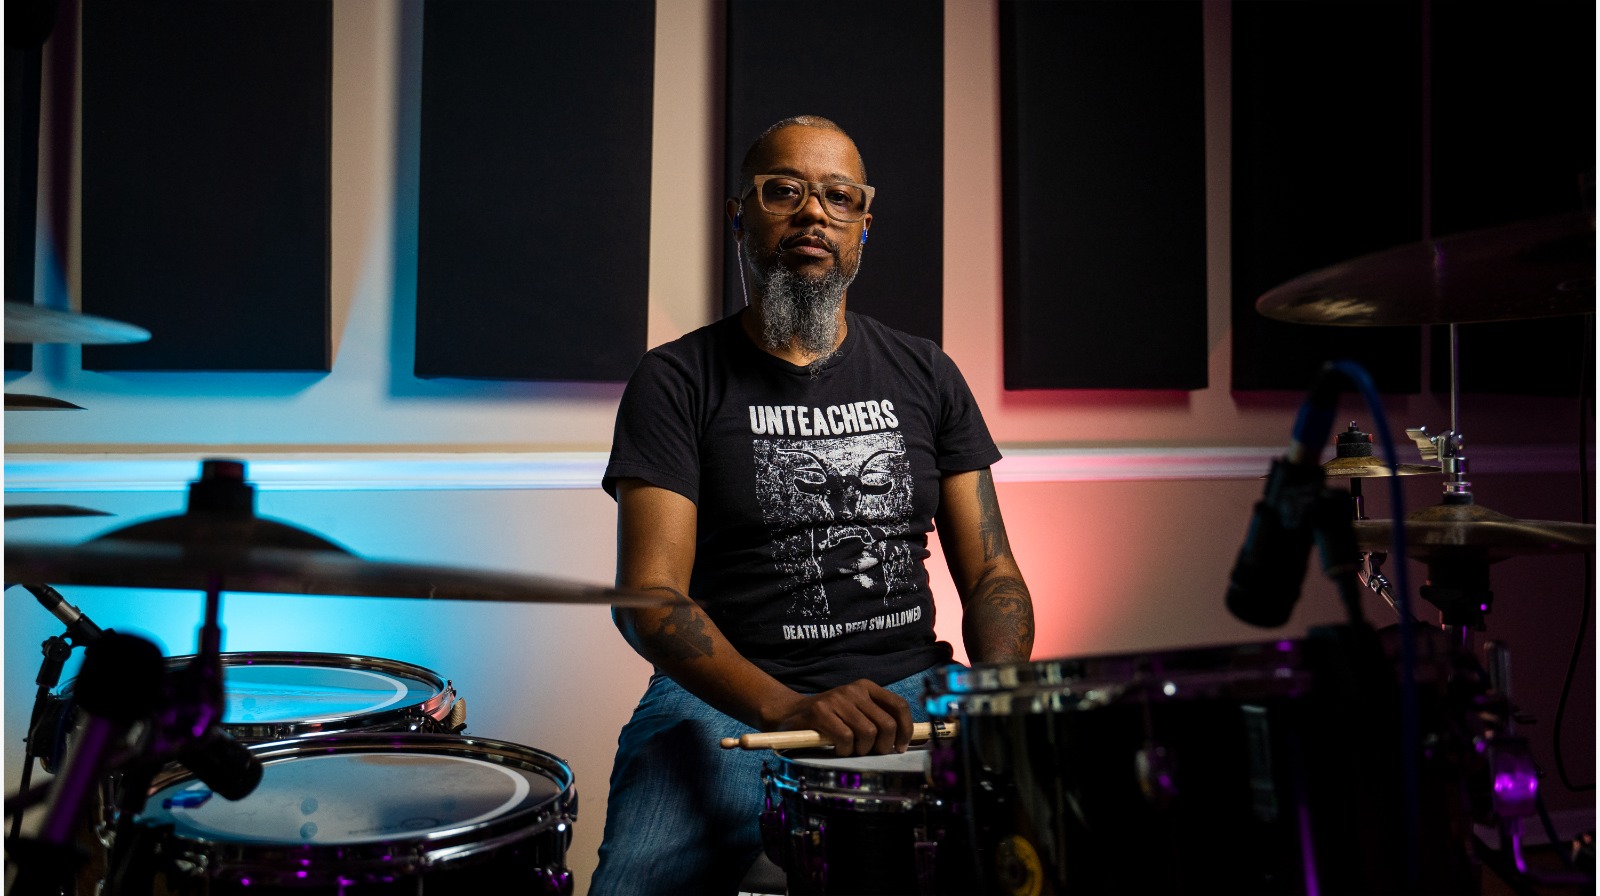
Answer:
[{"left": 718, "top": 720, "right": 958, "bottom": 751}]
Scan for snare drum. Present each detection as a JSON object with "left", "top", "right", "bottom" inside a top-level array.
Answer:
[
  {"left": 760, "top": 744, "right": 974, "bottom": 895},
  {"left": 925, "top": 629, "right": 1476, "bottom": 895},
  {"left": 130, "top": 733, "right": 576, "bottom": 895},
  {"left": 165, "top": 652, "right": 465, "bottom": 741},
  {"left": 45, "top": 652, "right": 465, "bottom": 771}
]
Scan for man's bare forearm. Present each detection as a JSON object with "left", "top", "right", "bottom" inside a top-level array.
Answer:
[
  {"left": 963, "top": 566, "right": 1034, "bottom": 663},
  {"left": 613, "top": 590, "right": 799, "bottom": 730}
]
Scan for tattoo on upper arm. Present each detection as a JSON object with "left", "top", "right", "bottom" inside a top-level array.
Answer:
[
  {"left": 976, "top": 470, "right": 1011, "bottom": 562},
  {"left": 644, "top": 586, "right": 716, "bottom": 661}
]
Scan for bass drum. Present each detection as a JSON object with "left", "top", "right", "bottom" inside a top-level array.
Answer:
[
  {"left": 924, "top": 627, "right": 1478, "bottom": 895},
  {"left": 125, "top": 733, "right": 576, "bottom": 895}
]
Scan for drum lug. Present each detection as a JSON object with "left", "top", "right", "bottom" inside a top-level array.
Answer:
[
  {"left": 913, "top": 834, "right": 939, "bottom": 895},
  {"left": 533, "top": 864, "right": 574, "bottom": 895},
  {"left": 1135, "top": 743, "right": 1178, "bottom": 807},
  {"left": 794, "top": 821, "right": 828, "bottom": 892}
]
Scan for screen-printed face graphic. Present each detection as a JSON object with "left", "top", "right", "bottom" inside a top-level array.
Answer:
[{"left": 753, "top": 432, "right": 916, "bottom": 619}]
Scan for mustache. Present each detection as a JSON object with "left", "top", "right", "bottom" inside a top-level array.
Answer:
[{"left": 777, "top": 231, "right": 840, "bottom": 255}]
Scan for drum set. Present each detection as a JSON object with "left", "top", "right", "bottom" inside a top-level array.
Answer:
[
  {"left": 2, "top": 452, "right": 662, "bottom": 895},
  {"left": 4, "top": 209, "right": 1595, "bottom": 895}
]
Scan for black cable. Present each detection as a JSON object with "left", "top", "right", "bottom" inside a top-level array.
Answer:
[{"left": 1551, "top": 314, "right": 1594, "bottom": 793}]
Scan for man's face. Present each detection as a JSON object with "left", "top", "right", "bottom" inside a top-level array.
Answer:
[{"left": 732, "top": 126, "right": 872, "bottom": 287}]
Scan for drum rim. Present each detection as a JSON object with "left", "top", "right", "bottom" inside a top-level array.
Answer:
[
  {"left": 164, "top": 651, "right": 458, "bottom": 736},
  {"left": 765, "top": 745, "right": 932, "bottom": 803},
  {"left": 139, "top": 732, "right": 575, "bottom": 884}
]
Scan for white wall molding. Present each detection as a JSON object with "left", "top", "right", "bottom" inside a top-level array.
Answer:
[{"left": 3, "top": 445, "right": 1585, "bottom": 492}]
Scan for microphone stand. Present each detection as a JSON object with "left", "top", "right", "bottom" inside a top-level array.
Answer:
[
  {"left": 8, "top": 631, "right": 75, "bottom": 847},
  {"left": 100, "top": 578, "right": 228, "bottom": 896},
  {"left": 5, "top": 579, "right": 111, "bottom": 848}
]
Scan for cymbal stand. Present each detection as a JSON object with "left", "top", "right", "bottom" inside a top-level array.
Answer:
[
  {"left": 1334, "top": 423, "right": 1412, "bottom": 622},
  {"left": 1407, "top": 323, "right": 1497, "bottom": 652}
]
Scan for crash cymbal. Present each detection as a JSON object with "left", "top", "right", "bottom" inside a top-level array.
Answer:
[
  {"left": 5, "top": 393, "right": 85, "bottom": 410},
  {"left": 5, "top": 301, "right": 151, "bottom": 344},
  {"left": 1322, "top": 455, "right": 1442, "bottom": 478},
  {"left": 4, "top": 540, "right": 669, "bottom": 607},
  {"left": 1257, "top": 211, "right": 1594, "bottom": 326},
  {"left": 1354, "top": 501, "right": 1594, "bottom": 562},
  {"left": 4, "top": 504, "right": 112, "bottom": 521}
]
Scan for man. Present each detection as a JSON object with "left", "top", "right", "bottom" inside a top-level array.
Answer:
[{"left": 591, "top": 115, "right": 1033, "bottom": 895}]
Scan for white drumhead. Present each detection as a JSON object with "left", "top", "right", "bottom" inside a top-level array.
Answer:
[
  {"left": 220, "top": 664, "right": 413, "bottom": 724},
  {"left": 150, "top": 752, "right": 560, "bottom": 845},
  {"left": 785, "top": 744, "right": 930, "bottom": 773}
]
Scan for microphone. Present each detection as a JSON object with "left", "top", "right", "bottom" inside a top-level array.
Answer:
[
  {"left": 1226, "top": 368, "right": 1343, "bottom": 627},
  {"left": 24, "top": 583, "right": 106, "bottom": 646},
  {"left": 35, "top": 633, "right": 163, "bottom": 847},
  {"left": 161, "top": 660, "right": 263, "bottom": 802},
  {"left": 175, "top": 723, "right": 263, "bottom": 802}
]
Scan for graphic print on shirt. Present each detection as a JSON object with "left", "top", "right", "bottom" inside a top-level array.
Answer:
[{"left": 752, "top": 431, "right": 916, "bottom": 621}]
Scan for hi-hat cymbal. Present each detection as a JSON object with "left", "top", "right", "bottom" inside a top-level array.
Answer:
[
  {"left": 1354, "top": 501, "right": 1594, "bottom": 562},
  {"left": 5, "top": 393, "right": 85, "bottom": 410},
  {"left": 5, "top": 301, "right": 152, "bottom": 344},
  {"left": 4, "top": 539, "right": 669, "bottom": 607},
  {"left": 1322, "top": 455, "right": 1441, "bottom": 478},
  {"left": 1257, "top": 212, "right": 1594, "bottom": 326}
]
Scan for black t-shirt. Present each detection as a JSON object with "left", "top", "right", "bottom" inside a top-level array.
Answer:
[{"left": 603, "top": 310, "right": 1001, "bottom": 691}]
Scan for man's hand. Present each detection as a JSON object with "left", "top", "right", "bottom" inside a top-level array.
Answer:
[{"left": 765, "top": 679, "right": 915, "bottom": 757}]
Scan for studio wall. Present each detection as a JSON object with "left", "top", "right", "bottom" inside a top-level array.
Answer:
[{"left": 5, "top": 1, "right": 1592, "bottom": 890}]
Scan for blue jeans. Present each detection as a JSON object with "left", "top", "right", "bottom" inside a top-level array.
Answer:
[{"left": 588, "top": 670, "right": 935, "bottom": 896}]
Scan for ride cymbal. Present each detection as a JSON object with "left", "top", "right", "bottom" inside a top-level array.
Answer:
[
  {"left": 5, "top": 302, "right": 152, "bottom": 344},
  {"left": 3, "top": 458, "right": 671, "bottom": 607},
  {"left": 4, "top": 540, "right": 669, "bottom": 607},
  {"left": 1257, "top": 212, "right": 1594, "bottom": 326}
]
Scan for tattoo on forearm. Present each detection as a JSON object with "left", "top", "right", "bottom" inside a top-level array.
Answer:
[
  {"left": 970, "top": 570, "right": 1034, "bottom": 661},
  {"left": 976, "top": 470, "right": 1011, "bottom": 563},
  {"left": 645, "top": 586, "right": 715, "bottom": 661}
]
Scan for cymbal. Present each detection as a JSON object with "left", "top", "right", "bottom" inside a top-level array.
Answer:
[
  {"left": 5, "top": 393, "right": 85, "bottom": 410},
  {"left": 3, "top": 458, "right": 668, "bottom": 607},
  {"left": 1354, "top": 501, "right": 1594, "bottom": 562},
  {"left": 1322, "top": 455, "right": 1441, "bottom": 478},
  {"left": 4, "top": 539, "right": 670, "bottom": 607},
  {"left": 4, "top": 504, "right": 112, "bottom": 521},
  {"left": 1257, "top": 212, "right": 1594, "bottom": 326},
  {"left": 5, "top": 301, "right": 152, "bottom": 344}
]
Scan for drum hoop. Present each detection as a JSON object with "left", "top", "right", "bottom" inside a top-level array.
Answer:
[
  {"left": 161, "top": 652, "right": 458, "bottom": 737},
  {"left": 142, "top": 733, "right": 575, "bottom": 882},
  {"left": 766, "top": 747, "right": 931, "bottom": 801}
]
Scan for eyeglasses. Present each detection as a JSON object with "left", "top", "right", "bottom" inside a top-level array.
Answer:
[{"left": 742, "top": 175, "right": 875, "bottom": 223}]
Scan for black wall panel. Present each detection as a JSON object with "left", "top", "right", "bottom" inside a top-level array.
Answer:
[
  {"left": 1231, "top": 1, "right": 1424, "bottom": 394},
  {"left": 415, "top": 1, "right": 654, "bottom": 382},
  {"left": 724, "top": 0, "right": 942, "bottom": 345},
  {"left": 1000, "top": 0, "right": 1208, "bottom": 391},
  {"left": 80, "top": 1, "right": 332, "bottom": 372},
  {"left": 1426, "top": 1, "right": 1594, "bottom": 397}
]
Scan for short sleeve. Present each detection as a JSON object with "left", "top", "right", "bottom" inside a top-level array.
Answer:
[{"left": 602, "top": 352, "right": 702, "bottom": 503}]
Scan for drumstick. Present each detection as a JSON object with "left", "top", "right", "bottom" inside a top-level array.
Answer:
[{"left": 718, "top": 720, "right": 958, "bottom": 751}]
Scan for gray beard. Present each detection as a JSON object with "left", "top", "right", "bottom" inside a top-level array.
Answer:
[{"left": 758, "top": 262, "right": 853, "bottom": 367}]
